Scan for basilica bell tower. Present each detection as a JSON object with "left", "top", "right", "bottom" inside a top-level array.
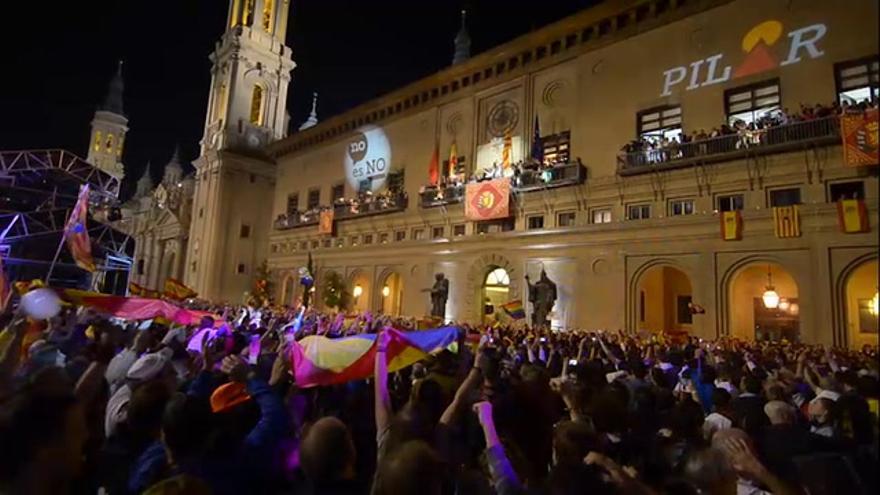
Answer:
[{"left": 186, "top": 0, "right": 294, "bottom": 301}]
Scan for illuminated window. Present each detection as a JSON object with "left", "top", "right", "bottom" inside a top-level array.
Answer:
[
  {"left": 105, "top": 134, "right": 114, "bottom": 152},
  {"left": 262, "top": 0, "right": 274, "bottom": 32},
  {"left": 669, "top": 199, "right": 695, "bottom": 216},
  {"left": 250, "top": 85, "right": 264, "bottom": 125},
  {"left": 485, "top": 268, "right": 510, "bottom": 286},
  {"left": 242, "top": 0, "right": 255, "bottom": 27},
  {"left": 835, "top": 56, "right": 879, "bottom": 105},
  {"left": 117, "top": 135, "right": 125, "bottom": 157},
  {"left": 637, "top": 105, "right": 682, "bottom": 144},
  {"left": 591, "top": 208, "right": 612, "bottom": 224},
  {"left": 94, "top": 131, "right": 102, "bottom": 151},
  {"left": 725, "top": 79, "right": 780, "bottom": 126}
]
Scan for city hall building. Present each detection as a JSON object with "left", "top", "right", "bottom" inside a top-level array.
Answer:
[{"left": 184, "top": 0, "right": 878, "bottom": 347}]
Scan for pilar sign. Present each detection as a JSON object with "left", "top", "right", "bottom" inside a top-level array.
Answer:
[{"left": 660, "top": 20, "right": 827, "bottom": 97}]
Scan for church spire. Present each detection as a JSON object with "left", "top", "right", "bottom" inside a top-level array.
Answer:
[
  {"left": 452, "top": 9, "right": 471, "bottom": 65},
  {"left": 135, "top": 162, "right": 153, "bottom": 197},
  {"left": 298, "top": 92, "right": 319, "bottom": 131},
  {"left": 102, "top": 60, "right": 125, "bottom": 115},
  {"left": 163, "top": 145, "right": 183, "bottom": 185}
]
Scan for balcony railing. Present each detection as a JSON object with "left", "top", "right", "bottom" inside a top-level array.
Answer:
[
  {"left": 333, "top": 193, "right": 408, "bottom": 220},
  {"left": 275, "top": 193, "right": 409, "bottom": 230},
  {"left": 419, "top": 161, "right": 588, "bottom": 208},
  {"left": 617, "top": 116, "right": 841, "bottom": 176}
]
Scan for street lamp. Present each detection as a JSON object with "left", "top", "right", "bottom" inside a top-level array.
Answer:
[
  {"left": 762, "top": 265, "right": 780, "bottom": 309},
  {"left": 382, "top": 285, "right": 390, "bottom": 297},
  {"left": 353, "top": 285, "right": 363, "bottom": 299}
]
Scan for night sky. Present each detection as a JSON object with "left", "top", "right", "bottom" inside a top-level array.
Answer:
[{"left": 1, "top": 0, "right": 595, "bottom": 197}]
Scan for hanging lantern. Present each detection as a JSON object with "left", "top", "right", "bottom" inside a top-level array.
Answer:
[
  {"left": 382, "top": 286, "right": 391, "bottom": 297},
  {"left": 778, "top": 298, "right": 790, "bottom": 311},
  {"left": 762, "top": 265, "right": 780, "bottom": 309},
  {"left": 353, "top": 285, "right": 363, "bottom": 298}
]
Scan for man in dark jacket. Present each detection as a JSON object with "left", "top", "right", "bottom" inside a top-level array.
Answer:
[{"left": 731, "top": 374, "right": 768, "bottom": 436}]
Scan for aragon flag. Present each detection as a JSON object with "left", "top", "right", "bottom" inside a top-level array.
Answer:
[{"left": 163, "top": 277, "right": 197, "bottom": 300}]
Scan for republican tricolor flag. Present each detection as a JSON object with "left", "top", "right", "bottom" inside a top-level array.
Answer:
[{"left": 65, "top": 184, "right": 95, "bottom": 272}]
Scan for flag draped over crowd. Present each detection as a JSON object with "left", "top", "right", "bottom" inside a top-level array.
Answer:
[
  {"left": 59, "top": 289, "right": 216, "bottom": 326},
  {"left": 65, "top": 184, "right": 95, "bottom": 272},
  {"left": 290, "top": 327, "right": 459, "bottom": 387}
]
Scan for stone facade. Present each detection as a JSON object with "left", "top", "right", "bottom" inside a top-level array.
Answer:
[{"left": 258, "top": 0, "right": 878, "bottom": 346}]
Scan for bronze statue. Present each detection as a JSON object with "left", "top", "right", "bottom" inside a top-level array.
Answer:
[
  {"left": 429, "top": 273, "right": 449, "bottom": 318},
  {"left": 526, "top": 270, "right": 557, "bottom": 328}
]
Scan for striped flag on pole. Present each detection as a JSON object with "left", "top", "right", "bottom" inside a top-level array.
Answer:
[
  {"left": 501, "top": 128, "right": 513, "bottom": 169},
  {"left": 773, "top": 205, "right": 801, "bottom": 238},
  {"left": 66, "top": 184, "right": 96, "bottom": 272}
]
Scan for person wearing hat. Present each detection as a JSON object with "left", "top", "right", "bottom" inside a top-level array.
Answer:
[{"left": 105, "top": 348, "right": 176, "bottom": 438}]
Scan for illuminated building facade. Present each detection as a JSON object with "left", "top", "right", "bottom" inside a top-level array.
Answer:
[{"left": 202, "top": 0, "right": 878, "bottom": 346}]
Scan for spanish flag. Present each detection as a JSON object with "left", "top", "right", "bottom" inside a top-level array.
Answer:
[
  {"left": 163, "top": 277, "right": 197, "bottom": 300},
  {"left": 65, "top": 184, "right": 96, "bottom": 272},
  {"left": 837, "top": 199, "right": 869, "bottom": 233},
  {"left": 720, "top": 211, "right": 742, "bottom": 241},
  {"left": 290, "top": 327, "right": 459, "bottom": 388},
  {"left": 448, "top": 140, "right": 459, "bottom": 178},
  {"left": 773, "top": 205, "right": 801, "bottom": 238},
  {"left": 129, "top": 282, "right": 146, "bottom": 296}
]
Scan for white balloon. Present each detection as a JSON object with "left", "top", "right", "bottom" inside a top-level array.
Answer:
[{"left": 20, "top": 288, "right": 62, "bottom": 320}]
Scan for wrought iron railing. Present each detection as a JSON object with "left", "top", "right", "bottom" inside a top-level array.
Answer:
[
  {"left": 333, "top": 193, "right": 408, "bottom": 220},
  {"left": 617, "top": 116, "right": 841, "bottom": 175}
]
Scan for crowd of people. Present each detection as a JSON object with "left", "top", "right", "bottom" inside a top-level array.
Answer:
[
  {"left": 275, "top": 190, "right": 408, "bottom": 229},
  {"left": 619, "top": 99, "right": 879, "bottom": 169},
  {"left": 1, "top": 301, "right": 878, "bottom": 494}
]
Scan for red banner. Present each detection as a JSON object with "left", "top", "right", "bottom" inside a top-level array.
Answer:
[
  {"left": 841, "top": 109, "right": 879, "bottom": 167},
  {"left": 465, "top": 178, "right": 511, "bottom": 221}
]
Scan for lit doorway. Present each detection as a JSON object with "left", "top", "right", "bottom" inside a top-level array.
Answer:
[
  {"left": 844, "top": 259, "right": 878, "bottom": 349},
  {"left": 380, "top": 272, "right": 403, "bottom": 316},
  {"left": 482, "top": 267, "right": 510, "bottom": 324},
  {"left": 729, "top": 263, "right": 799, "bottom": 342},
  {"left": 636, "top": 265, "right": 693, "bottom": 335}
]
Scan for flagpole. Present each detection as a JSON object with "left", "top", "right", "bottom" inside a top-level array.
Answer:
[{"left": 44, "top": 230, "right": 68, "bottom": 285}]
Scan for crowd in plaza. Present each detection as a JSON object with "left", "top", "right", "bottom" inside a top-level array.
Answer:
[
  {"left": 619, "top": 99, "right": 879, "bottom": 168},
  {"left": 1, "top": 301, "right": 878, "bottom": 495}
]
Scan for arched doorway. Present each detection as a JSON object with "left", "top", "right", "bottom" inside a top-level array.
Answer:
[
  {"left": 350, "top": 271, "right": 370, "bottom": 314},
  {"left": 482, "top": 267, "right": 510, "bottom": 323},
  {"left": 636, "top": 265, "right": 693, "bottom": 335},
  {"left": 379, "top": 272, "right": 403, "bottom": 316},
  {"left": 844, "top": 259, "right": 878, "bottom": 349},
  {"left": 729, "top": 263, "right": 799, "bottom": 342}
]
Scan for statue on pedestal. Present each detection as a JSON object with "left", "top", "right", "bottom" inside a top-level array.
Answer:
[
  {"left": 526, "top": 270, "right": 557, "bottom": 328},
  {"left": 428, "top": 273, "right": 449, "bottom": 318}
]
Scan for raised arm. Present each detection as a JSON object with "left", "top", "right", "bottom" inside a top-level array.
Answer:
[
  {"left": 439, "top": 349, "right": 486, "bottom": 426},
  {"left": 474, "top": 401, "right": 524, "bottom": 495},
  {"left": 374, "top": 329, "right": 392, "bottom": 436}
]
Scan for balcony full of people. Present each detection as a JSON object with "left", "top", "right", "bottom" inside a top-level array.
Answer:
[
  {"left": 275, "top": 189, "right": 408, "bottom": 230},
  {"left": 618, "top": 100, "right": 878, "bottom": 173}
]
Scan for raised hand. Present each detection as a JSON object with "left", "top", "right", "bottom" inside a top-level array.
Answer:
[{"left": 220, "top": 354, "right": 250, "bottom": 382}]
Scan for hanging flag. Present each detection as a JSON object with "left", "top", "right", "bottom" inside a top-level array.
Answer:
[
  {"left": 0, "top": 256, "right": 10, "bottom": 313},
  {"left": 163, "top": 277, "right": 198, "bottom": 300},
  {"left": 428, "top": 142, "right": 440, "bottom": 186},
  {"left": 773, "top": 205, "right": 801, "bottom": 238},
  {"left": 501, "top": 128, "right": 513, "bottom": 169},
  {"left": 65, "top": 184, "right": 95, "bottom": 272},
  {"left": 318, "top": 209, "right": 334, "bottom": 235},
  {"left": 841, "top": 108, "right": 879, "bottom": 167},
  {"left": 290, "top": 327, "right": 459, "bottom": 387},
  {"left": 501, "top": 300, "right": 526, "bottom": 320},
  {"left": 129, "top": 282, "right": 146, "bottom": 296},
  {"left": 531, "top": 115, "right": 543, "bottom": 164},
  {"left": 720, "top": 210, "right": 743, "bottom": 241},
  {"left": 448, "top": 140, "right": 459, "bottom": 178},
  {"left": 837, "top": 199, "right": 869, "bottom": 233},
  {"left": 465, "top": 178, "right": 511, "bottom": 221}
]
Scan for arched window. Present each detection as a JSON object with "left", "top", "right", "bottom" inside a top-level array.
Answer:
[
  {"left": 94, "top": 131, "right": 103, "bottom": 151},
  {"left": 262, "top": 0, "right": 274, "bottom": 32},
  {"left": 250, "top": 85, "right": 264, "bottom": 125},
  {"left": 105, "top": 133, "right": 114, "bottom": 152},
  {"left": 117, "top": 135, "right": 125, "bottom": 157},
  {"left": 485, "top": 267, "right": 510, "bottom": 287}
]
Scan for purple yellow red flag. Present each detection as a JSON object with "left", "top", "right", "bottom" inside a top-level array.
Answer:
[
  {"left": 841, "top": 109, "right": 879, "bottom": 167},
  {"left": 66, "top": 184, "right": 95, "bottom": 272},
  {"left": 837, "top": 199, "right": 869, "bottom": 233},
  {"left": 163, "top": 277, "right": 197, "bottom": 300},
  {"left": 720, "top": 210, "right": 742, "bottom": 241},
  {"left": 464, "top": 178, "right": 511, "bottom": 221},
  {"left": 290, "top": 327, "right": 459, "bottom": 388}
]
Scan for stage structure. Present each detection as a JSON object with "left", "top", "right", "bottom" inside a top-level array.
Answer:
[{"left": 0, "top": 149, "right": 133, "bottom": 294}]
